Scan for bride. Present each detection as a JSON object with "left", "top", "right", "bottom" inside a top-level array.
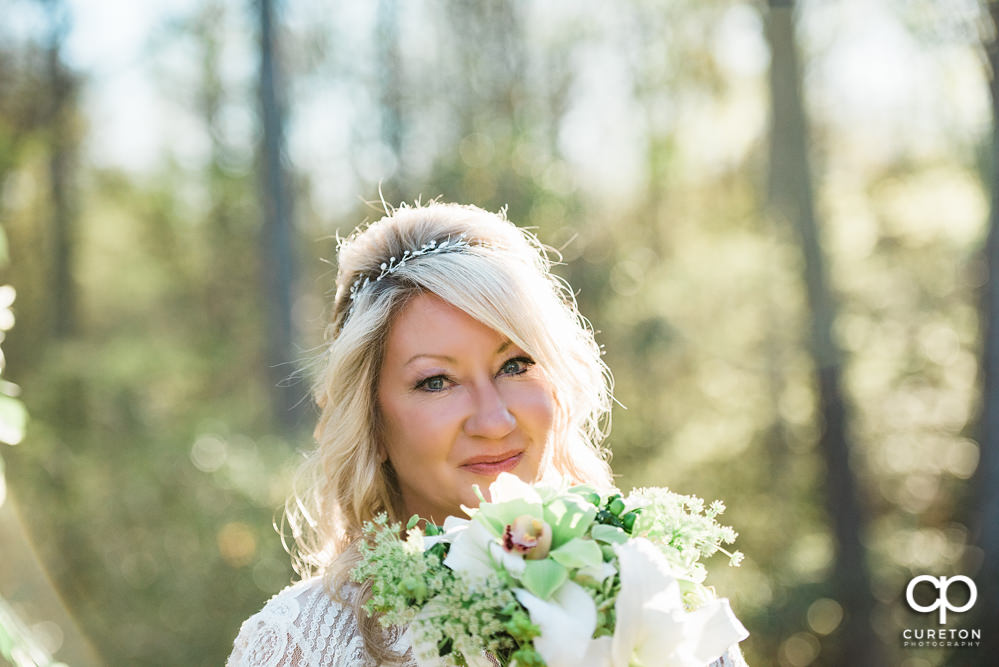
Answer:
[{"left": 227, "top": 202, "right": 748, "bottom": 666}]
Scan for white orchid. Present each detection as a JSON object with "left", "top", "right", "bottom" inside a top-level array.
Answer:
[
  {"left": 505, "top": 515, "right": 553, "bottom": 559},
  {"left": 442, "top": 513, "right": 528, "bottom": 579},
  {"left": 441, "top": 473, "right": 600, "bottom": 599},
  {"left": 440, "top": 474, "right": 539, "bottom": 580},
  {"left": 514, "top": 580, "right": 598, "bottom": 667}
]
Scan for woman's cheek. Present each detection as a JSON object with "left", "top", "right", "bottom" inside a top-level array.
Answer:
[{"left": 527, "top": 385, "right": 556, "bottom": 430}]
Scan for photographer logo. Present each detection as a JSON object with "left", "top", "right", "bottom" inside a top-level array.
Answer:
[
  {"left": 902, "top": 575, "right": 981, "bottom": 649},
  {"left": 905, "top": 575, "right": 977, "bottom": 624}
]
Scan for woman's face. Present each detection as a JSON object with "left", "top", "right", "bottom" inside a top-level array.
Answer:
[{"left": 377, "top": 292, "right": 556, "bottom": 523}]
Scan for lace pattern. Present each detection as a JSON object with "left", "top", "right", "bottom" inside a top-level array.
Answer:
[
  {"left": 714, "top": 646, "right": 749, "bottom": 667},
  {"left": 227, "top": 578, "right": 402, "bottom": 667},
  {"left": 228, "top": 578, "right": 747, "bottom": 666}
]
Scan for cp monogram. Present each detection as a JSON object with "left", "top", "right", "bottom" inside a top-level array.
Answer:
[{"left": 905, "top": 575, "right": 977, "bottom": 624}]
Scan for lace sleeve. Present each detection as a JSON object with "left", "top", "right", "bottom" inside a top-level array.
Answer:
[
  {"left": 709, "top": 644, "right": 749, "bottom": 666},
  {"left": 226, "top": 578, "right": 390, "bottom": 667}
]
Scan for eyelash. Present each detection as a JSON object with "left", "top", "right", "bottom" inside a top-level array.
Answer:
[{"left": 415, "top": 356, "right": 536, "bottom": 393}]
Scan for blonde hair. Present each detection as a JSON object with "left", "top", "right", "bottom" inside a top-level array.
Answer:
[{"left": 283, "top": 202, "right": 613, "bottom": 657}]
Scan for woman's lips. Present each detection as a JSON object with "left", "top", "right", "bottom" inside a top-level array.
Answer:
[{"left": 460, "top": 451, "right": 523, "bottom": 476}]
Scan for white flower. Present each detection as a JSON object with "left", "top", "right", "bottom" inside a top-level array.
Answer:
[
  {"left": 583, "top": 538, "right": 748, "bottom": 667},
  {"left": 489, "top": 472, "right": 546, "bottom": 504},
  {"left": 407, "top": 604, "right": 495, "bottom": 667},
  {"left": 574, "top": 560, "right": 617, "bottom": 585},
  {"left": 514, "top": 580, "right": 598, "bottom": 667},
  {"left": 441, "top": 474, "right": 556, "bottom": 580},
  {"left": 442, "top": 513, "right": 527, "bottom": 578}
]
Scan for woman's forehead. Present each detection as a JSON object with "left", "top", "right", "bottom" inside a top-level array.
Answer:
[{"left": 382, "top": 293, "right": 514, "bottom": 364}]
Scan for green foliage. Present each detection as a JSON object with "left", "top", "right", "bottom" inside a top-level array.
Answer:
[
  {"left": 353, "top": 516, "right": 440, "bottom": 623},
  {"left": 0, "top": 229, "right": 65, "bottom": 667}
]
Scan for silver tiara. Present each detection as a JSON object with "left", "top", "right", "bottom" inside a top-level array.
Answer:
[{"left": 347, "top": 236, "right": 473, "bottom": 305}]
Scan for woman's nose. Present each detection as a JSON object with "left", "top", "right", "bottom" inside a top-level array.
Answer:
[{"left": 463, "top": 382, "right": 516, "bottom": 439}]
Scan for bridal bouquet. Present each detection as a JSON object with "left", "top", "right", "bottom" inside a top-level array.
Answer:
[{"left": 352, "top": 474, "right": 749, "bottom": 667}]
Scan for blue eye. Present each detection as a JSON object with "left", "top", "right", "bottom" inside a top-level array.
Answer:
[
  {"left": 414, "top": 357, "right": 534, "bottom": 392},
  {"left": 500, "top": 356, "right": 535, "bottom": 376},
  {"left": 416, "top": 375, "right": 449, "bottom": 392}
]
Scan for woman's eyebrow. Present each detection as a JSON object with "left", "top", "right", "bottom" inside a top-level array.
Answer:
[
  {"left": 405, "top": 353, "right": 454, "bottom": 366},
  {"left": 404, "top": 341, "right": 513, "bottom": 367}
]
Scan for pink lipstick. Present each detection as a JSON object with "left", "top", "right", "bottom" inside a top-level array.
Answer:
[{"left": 460, "top": 451, "right": 523, "bottom": 476}]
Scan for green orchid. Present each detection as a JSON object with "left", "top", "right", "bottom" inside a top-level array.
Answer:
[{"left": 443, "top": 473, "right": 605, "bottom": 602}]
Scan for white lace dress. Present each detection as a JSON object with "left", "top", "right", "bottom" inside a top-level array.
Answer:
[{"left": 228, "top": 577, "right": 749, "bottom": 667}]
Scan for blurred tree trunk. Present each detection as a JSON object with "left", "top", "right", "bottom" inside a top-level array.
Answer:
[
  {"left": 256, "top": 0, "right": 301, "bottom": 433},
  {"left": 44, "top": 0, "right": 77, "bottom": 340},
  {"left": 764, "top": 1, "right": 881, "bottom": 663},
  {"left": 969, "top": 0, "right": 999, "bottom": 651},
  {"left": 442, "top": 2, "right": 526, "bottom": 211},
  {"left": 195, "top": 2, "right": 245, "bottom": 336},
  {"left": 377, "top": 0, "right": 404, "bottom": 202},
  {"left": 42, "top": 0, "right": 89, "bottom": 441}
]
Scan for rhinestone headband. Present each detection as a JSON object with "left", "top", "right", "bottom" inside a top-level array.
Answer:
[{"left": 347, "top": 236, "right": 473, "bottom": 306}]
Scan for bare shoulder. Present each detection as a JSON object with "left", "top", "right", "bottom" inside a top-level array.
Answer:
[{"left": 226, "top": 578, "right": 372, "bottom": 667}]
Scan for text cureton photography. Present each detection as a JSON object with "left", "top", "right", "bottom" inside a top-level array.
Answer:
[{"left": 901, "top": 575, "right": 982, "bottom": 650}]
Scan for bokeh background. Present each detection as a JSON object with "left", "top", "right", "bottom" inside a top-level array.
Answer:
[{"left": 1, "top": 0, "right": 997, "bottom": 665}]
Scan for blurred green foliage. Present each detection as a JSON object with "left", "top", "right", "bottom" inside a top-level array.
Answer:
[
  {"left": 0, "top": 1, "right": 990, "bottom": 666},
  {"left": 1, "top": 229, "right": 65, "bottom": 667}
]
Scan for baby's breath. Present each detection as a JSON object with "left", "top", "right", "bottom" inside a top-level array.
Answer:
[
  {"left": 627, "top": 487, "right": 743, "bottom": 582},
  {"left": 353, "top": 517, "right": 543, "bottom": 666},
  {"left": 351, "top": 516, "right": 441, "bottom": 626},
  {"left": 412, "top": 574, "right": 525, "bottom": 664}
]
